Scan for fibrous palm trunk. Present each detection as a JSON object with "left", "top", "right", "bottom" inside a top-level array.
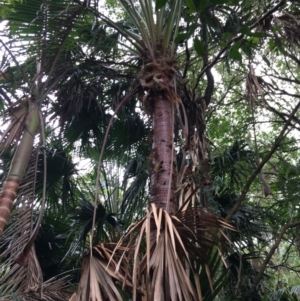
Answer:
[
  {"left": 141, "top": 56, "right": 178, "bottom": 214},
  {"left": 150, "top": 94, "right": 177, "bottom": 214}
]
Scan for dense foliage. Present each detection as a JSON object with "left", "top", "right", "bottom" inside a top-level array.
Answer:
[{"left": 0, "top": 0, "right": 300, "bottom": 300}]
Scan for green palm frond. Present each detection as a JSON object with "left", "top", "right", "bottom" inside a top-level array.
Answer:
[
  {"left": 226, "top": 252, "right": 266, "bottom": 301},
  {"left": 33, "top": 210, "right": 76, "bottom": 281},
  {"left": 198, "top": 248, "right": 228, "bottom": 301},
  {"left": 0, "top": 1, "right": 93, "bottom": 299},
  {"left": 86, "top": 0, "right": 183, "bottom": 59},
  {"left": 120, "top": 154, "right": 149, "bottom": 224},
  {"left": 212, "top": 140, "right": 256, "bottom": 191},
  {"left": 64, "top": 196, "right": 124, "bottom": 265},
  {"left": 108, "top": 112, "right": 150, "bottom": 159},
  {"left": 0, "top": 52, "right": 16, "bottom": 107},
  {"left": 35, "top": 147, "right": 77, "bottom": 210}
]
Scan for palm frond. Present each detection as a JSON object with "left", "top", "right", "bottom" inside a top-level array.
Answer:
[
  {"left": 273, "top": 13, "right": 300, "bottom": 47},
  {"left": 113, "top": 204, "right": 234, "bottom": 301},
  {"left": 0, "top": 99, "right": 29, "bottom": 154},
  {"left": 211, "top": 140, "right": 256, "bottom": 191},
  {"left": 35, "top": 147, "right": 77, "bottom": 210},
  {"left": 70, "top": 243, "right": 133, "bottom": 301},
  {"left": 226, "top": 252, "right": 266, "bottom": 301},
  {"left": 120, "top": 155, "right": 148, "bottom": 225},
  {"left": 197, "top": 248, "right": 228, "bottom": 301},
  {"left": 0, "top": 149, "right": 39, "bottom": 293},
  {"left": 64, "top": 196, "right": 124, "bottom": 266}
]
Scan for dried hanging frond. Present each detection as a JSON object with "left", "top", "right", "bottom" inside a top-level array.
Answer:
[
  {"left": 245, "top": 66, "right": 273, "bottom": 197},
  {"left": 274, "top": 13, "right": 300, "bottom": 46},
  {"left": 0, "top": 149, "right": 40, "bottom": 294},
  {"left": 21, "top": 275, "right": 72, "bottom": 301},
  {"left": 70, "top": 243, "right": 134, "bottom": 301},
  {"left": 0, "top": 98, "right": 29, "bottom": 154},
  {"left": 0, "top": 247, "right": 42, "bottom": 300},
  {"left": 257, "top": 14, "right": 273, "bottom": 32},
  {"left": 259, "top": 171, "right": 272, "bottom": 197},
  {"left": 245, "top": 66, "right": 276, "bottom": 106},
  {"left": 0, "top": 145, "right": 69, "bottom": 301},
  {"left": 113, "top": 204, "right": 234, "bottom": 301},
  {"left": 246, "top": 67, "right": 281, "bottom": 114},
  {"left": 245, "top": 65, "right": 264, "bottom": 108}
]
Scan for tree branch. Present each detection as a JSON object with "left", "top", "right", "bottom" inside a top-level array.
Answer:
[
  {"left": 251, "top": 220, "right": 300, "bottom": 291},
  {"left": 193, "top": 0, "right": 286, "bottom": 86},
  {"left": 225, "top": 101, "right": 300, "bottom": 222}
]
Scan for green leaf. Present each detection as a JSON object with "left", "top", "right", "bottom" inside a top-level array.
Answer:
[
  {"left": 189, "top": 22, "right": 199, "bottom": 34},
  {"left": 198, "top": 0, "right": 210, "bottom": 12},
  {"left": 222, "top": 32, "right": 233, "bottom": 41},
  {"left": 241, "top": 41, "right": 253, "bottom": 58},
  {"left": 268, "top": 38, "right": 275, "bottom": 48},
  {"left": 239, "top": 25, "right": 252, "bottom": 35},
  {"left": 229, "top": 46, "right": 242, "bottom": 62},
  {"left": 234, "top": 39, "right": 243, "bottom": 48},
  {"left": 156, "top": 0, "right": 168, "bottom": 10},
  {"left": 249, "top": 37, "right": 259, "bottom": 44},
  {"left": 194, "top": 37, "right": 205, "bottom": 56},
  {"left": 210, "top": 0, "right": 230, "bottom": 4},
  {"left": 220, "top": 40, "right": 227, "bottom": 48},
  {"left": 273, "top": 24, "right": 282, "bottom": 32},
  {"left": 206, "top": 16, "right": 222, "bottom": 34},
  {"left": 175, "top": 32, "right": 192, "bottom": 44},
  {"left": 240, "top": 26, "right": 267, "bottom": 38},
  {"left": 185, "top": 0, "right": 196, "bottom": 12}
]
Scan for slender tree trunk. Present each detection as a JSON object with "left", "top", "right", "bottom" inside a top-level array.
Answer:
[
  {"left": 149, "top": 93, "right": 177, "bottom": 214},
  {"left": 0, "top": 101, "right": 39, "bottom": 235}
]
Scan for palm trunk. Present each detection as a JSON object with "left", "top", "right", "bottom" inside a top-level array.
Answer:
[
  {"left": 149, "top": 93, "right": 177, "bottom": 214},
  {"left": 0, "top": 101, "right": 39, "bottom": 235}
]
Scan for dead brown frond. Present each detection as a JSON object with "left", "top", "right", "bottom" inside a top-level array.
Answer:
[
  {"left": 257, "top": 14, "right": 273, "bottom": 32},
  {"left": 176, "top": 206, "right": 235, "bottom": 249},
  {"left": 274, "top": 13, "right": 300, "bottom": 47},
  {"left": 0, "top": 146, "right": 70, "bottom": 301},
  {"left": 113, "top": 204, "right": 234, "bottom": 301},
  {"left": 22, "top": 276, "right": 72, "bottom": 301},
  {"left": 259, "top": 171, "right": 272, "bottom": 197},
  {"left": 0, "top": 245, "right": 71, "bottom": 301},
  {"left": 245, "top": 66, "right": 273, "bottom": 197},
  {"left": 245, "top": 65, "right": 264, "bottom": 108},
  {"left": 53, "top": 80, "right": 98, "bottom": 127},
  {"left": 245, "top": 65, "right": 277, "bottom": 108},
  {"left": 70, "top": 243, "right": 134, "bottom": 301},
  {"left": 0, "top": 98, "right": 29, "bottom": 154},
  {"left": 0, "top": 149, "right": 40, "bottom": 294},
  {"left": 0, "top": 236, "right": 33, "bottom": 294}
]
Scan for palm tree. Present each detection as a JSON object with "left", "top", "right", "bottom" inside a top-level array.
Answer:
[
  {"left": 1, "top": 0, "right": 300, "bottom": 300},
  {"left": 0, "top": 0, "right": 227, "bottom": 299},
  {"left": 0, "top": 1, "right": 92, "bottom": 298},
  {"left": 64, "top": 1, "right": 242, "bottom": 300}
]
